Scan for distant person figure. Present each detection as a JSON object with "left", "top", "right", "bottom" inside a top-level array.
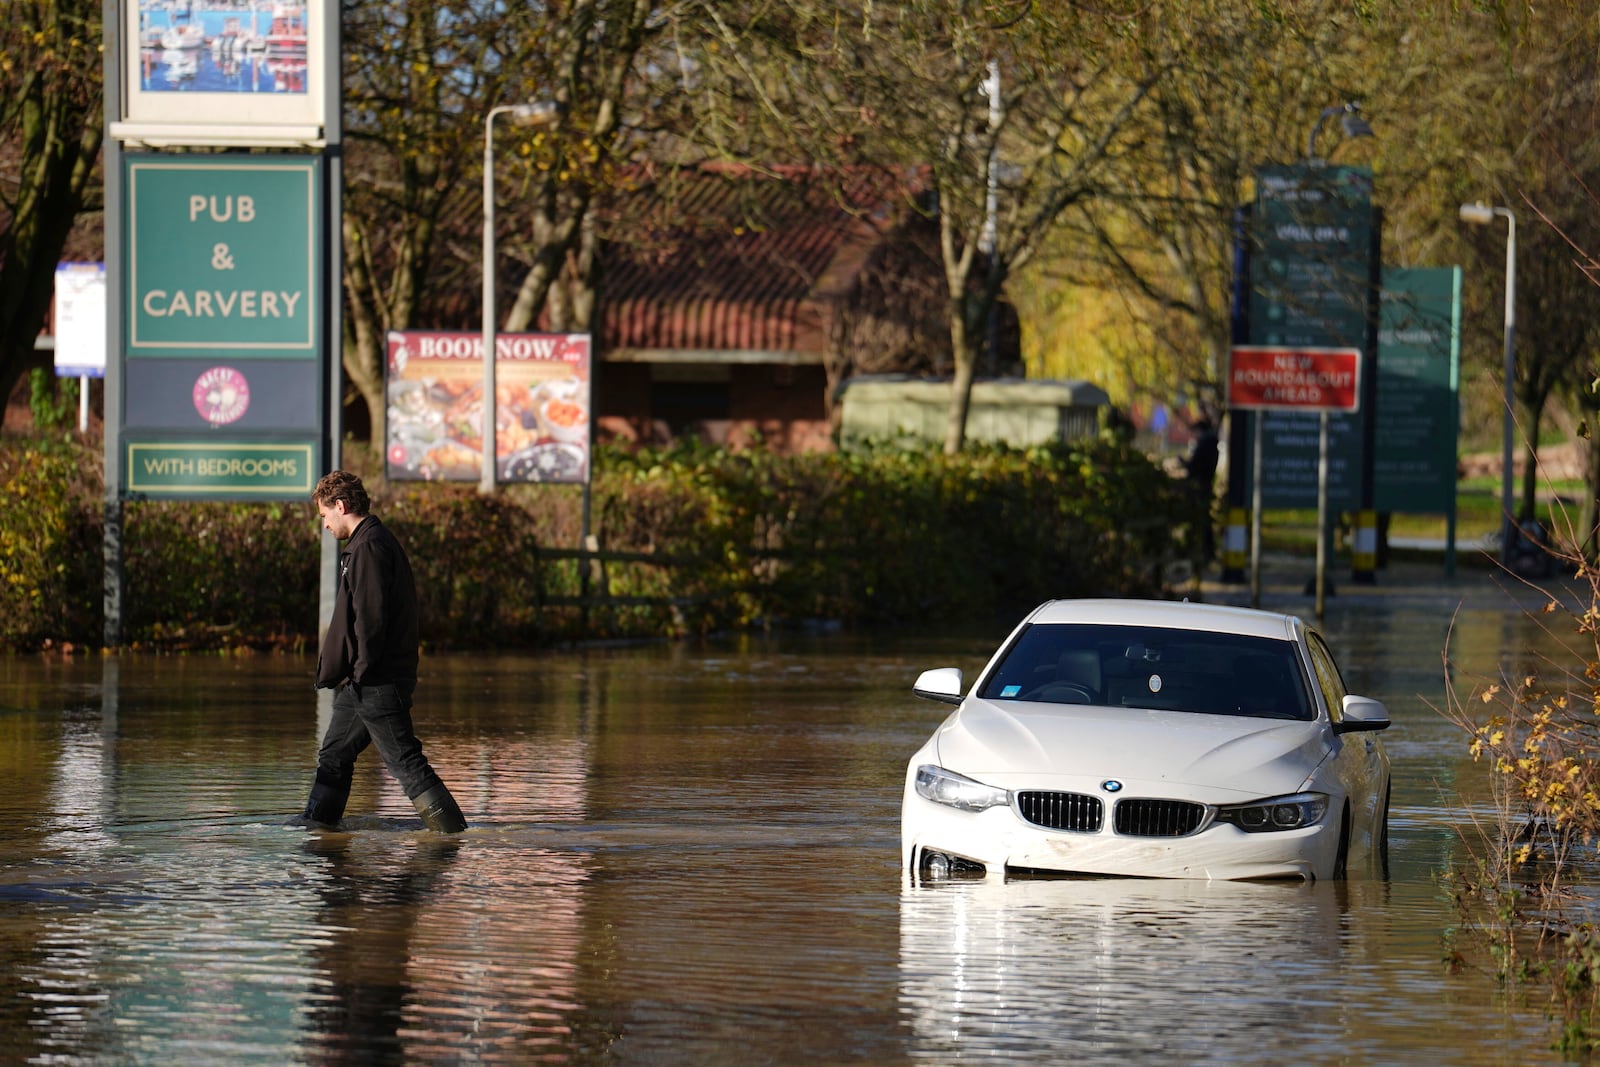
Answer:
[
  {"left": 1183, "top": 415, "right": 1220, "bottom": 486},
  {"left": 299, "top": 471, "right": 467, "bottom": 833},
  {"left": 1184, "top": 415, "right": 1220, "bottom": 561}
]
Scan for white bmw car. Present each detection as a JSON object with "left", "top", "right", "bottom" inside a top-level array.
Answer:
[{"left": 901, "top": 599, "right": 1391, "bottom": 882}]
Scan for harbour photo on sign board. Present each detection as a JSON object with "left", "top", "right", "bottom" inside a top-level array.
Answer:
[{"left": 134, "top": 0, "right": 309, "bottom": 96}]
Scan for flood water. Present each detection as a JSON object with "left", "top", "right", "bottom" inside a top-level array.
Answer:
[{"left": 0, "top": 582, "right": 1585, "bottom": 1064}]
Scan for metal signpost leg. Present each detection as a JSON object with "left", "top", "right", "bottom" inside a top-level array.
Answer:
[
  {"left": 1315, "top": 410, "right": 1330, "bottom": 618},
  {"left": 1250, "top": 411, "right": 1264, "bottom": 608}
]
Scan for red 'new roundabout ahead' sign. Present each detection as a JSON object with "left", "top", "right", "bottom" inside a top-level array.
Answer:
[{"left": 1227, "top": 345, "right": 1362, "bottom": 412}]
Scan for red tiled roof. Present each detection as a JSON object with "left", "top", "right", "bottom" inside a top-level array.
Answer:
[{"left": 600, "top": 163, "right": 924, "bottom": 356}]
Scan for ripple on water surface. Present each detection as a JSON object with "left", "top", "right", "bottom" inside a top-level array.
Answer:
[{"left": 0, "top": 628, "right": 1579, "bottom": 1064}]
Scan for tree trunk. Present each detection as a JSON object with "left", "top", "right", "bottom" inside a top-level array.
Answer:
[
  {"left": 943, "top": 303, "right": 979, "bottom": 455},
  {"left": 569, "top": 211, "right": 600, "bottom": 331},
  {"left": 340, "top": 217, "right": 389, "bottom": 450},
  {"left": 0, "top": 57, "right": 102, "bottom": 411},
  {"left": 1521, "top": 413, "right": 1540, "bottom": 522},
  {"left": 1584, "top": 430, "right": 1600, "bottom": 560}
]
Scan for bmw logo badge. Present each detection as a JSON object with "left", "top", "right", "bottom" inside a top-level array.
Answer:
[{"left": 1101, "top": 779, "right": 1123, "bottom": 793}]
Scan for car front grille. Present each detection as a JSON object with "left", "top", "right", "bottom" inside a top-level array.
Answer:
[
  {"left": 1015, "top": 790, "right": 1104, "bottom": 832},
  {"left": 1114, "top": 798, "right": 1208, "bottom": 837}
]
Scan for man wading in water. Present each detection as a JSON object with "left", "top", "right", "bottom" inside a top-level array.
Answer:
[{"left": 297, "top": 470, "right": 467, "bottom": 833}]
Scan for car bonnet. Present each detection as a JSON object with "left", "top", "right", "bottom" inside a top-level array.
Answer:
[{"left": 932, "top": 696, "right": 1330, "bottom": 796}]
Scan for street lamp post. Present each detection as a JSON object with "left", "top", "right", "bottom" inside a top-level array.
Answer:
[
  {"left": 980, "top": 60, "right": 1000, "bottom": 377},
  {"left": 482, "top": 100, "right": 563, "bottom": 494},
  {"left": 1459, "top": 201, "right": 1517, "bottom": 565}
]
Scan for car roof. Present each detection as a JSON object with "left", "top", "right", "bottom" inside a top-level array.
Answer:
[{"left": 1024, "top": 598, "right": 1304, "bottom": 642}]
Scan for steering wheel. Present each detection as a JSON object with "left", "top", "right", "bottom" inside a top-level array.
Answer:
[{"left": 1020, "top": 682, "right": 1096, "bottom": 704}]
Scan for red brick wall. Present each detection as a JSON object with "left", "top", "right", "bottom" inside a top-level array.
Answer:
[{"left": 594, "top": 361, "right": 831, "bottom": 453}]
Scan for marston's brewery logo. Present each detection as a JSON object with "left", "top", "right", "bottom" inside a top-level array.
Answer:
[{"left": 193, "top": 366, "right": 250, "bottom": 426}]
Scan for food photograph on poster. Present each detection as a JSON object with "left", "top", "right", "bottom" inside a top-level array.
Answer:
[{"left": 384, "top": 331, "right": 592, "bottom": 485}]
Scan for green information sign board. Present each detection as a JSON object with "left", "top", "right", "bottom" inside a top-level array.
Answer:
[
  {"left": 1245, "top": 164, "right": 1378, "bottom": 510},
  {"left": 125, "top": 154, "right": 321, "bottom": 357},
  {"left": 1249, "top": 165, "right": 1374, "bottom": 348},
  {"left": 1373, "top": 267, "right": 1461, "bottom": 513},
  {"left": 125, "top": 441, "right": 317, "bottom": 496}
]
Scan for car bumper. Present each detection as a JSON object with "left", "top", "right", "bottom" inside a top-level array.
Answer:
[{"left": 901, "top": 790, "right": 1336, "bottom": 882}]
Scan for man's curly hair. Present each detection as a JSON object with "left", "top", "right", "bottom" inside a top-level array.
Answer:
[{"left": 312, "top": 470, "right": 370, "bottom": 515}]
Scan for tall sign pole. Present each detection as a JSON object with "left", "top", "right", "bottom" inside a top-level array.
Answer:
[
  {"left": 319, "top": 0, "right": 343, "bottom": 648},
  {"left": 105, "top": 0, "right": 339, "bottom": 647},
  {"left": 102, "top": 0, "right": 124, "bottom": 646}
]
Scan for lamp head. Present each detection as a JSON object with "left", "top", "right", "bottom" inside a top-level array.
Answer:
[
  {"left": 1459, "top": 202, "right": 1496, "bottom": 225},
  {"left": 1307, "top": 102, "right": 1373, "bottom": 163},
  {"left": 508, "top": 101, "right": 566, "bottom": 128},
  {"left": 1340, "top": 110, "right": 1373, "bottom": 140}
]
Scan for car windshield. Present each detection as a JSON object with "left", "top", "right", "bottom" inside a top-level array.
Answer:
[{"left": 977, "top": 623, "right": 1314, "bottom": 721}]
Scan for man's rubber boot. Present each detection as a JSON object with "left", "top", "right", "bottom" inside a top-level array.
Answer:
[
  {"left": 299, "top": 772, "right": 350, "bottom": 828},
  {"left": 411, "top": 784, "right": 468, "bottom": 834}
]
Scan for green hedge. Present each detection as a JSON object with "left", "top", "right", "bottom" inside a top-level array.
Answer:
[
  {"left": 0, "top": 442, "right": 103, "bottom": 645},
  {"left": 0, "top": 434, "right": 1199, "bottom": 651}
]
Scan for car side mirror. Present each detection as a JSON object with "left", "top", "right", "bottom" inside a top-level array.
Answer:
[
  {"left": 913, "top": 667, "right": 964, "bottom": 706},
  {"left": 1334, "top": 694, "right": 1391, "bottom": 733}
]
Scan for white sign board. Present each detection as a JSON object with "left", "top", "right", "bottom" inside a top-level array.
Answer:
[
  {"left": 112, "top": 0, "right": 327, "bottom": 146},
  {"left": 54, "top": 263, "right": 107, "bottom": 378}
]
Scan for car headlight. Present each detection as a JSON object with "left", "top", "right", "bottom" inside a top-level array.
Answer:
[
  {"left": 1213, "top": 792, "right": 1328, "bottom": 833},
  {"left": 914, "top": 765, "right": 1011, "bottom": 812}
]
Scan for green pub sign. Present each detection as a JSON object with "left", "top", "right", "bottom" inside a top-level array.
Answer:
[
  {"left": 120, "top": 153, "right": 325, "bottom": 500},
  {"left": 125, "top": 154, "right": 321, "bottom": 356}
]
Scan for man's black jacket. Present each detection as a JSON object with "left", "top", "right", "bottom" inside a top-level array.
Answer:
[{"left": 316, "top": 514, "right": 420, "bottom": 689}]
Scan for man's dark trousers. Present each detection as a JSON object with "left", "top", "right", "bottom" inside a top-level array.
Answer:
[{"left": 305, "top": 681, "right": 448, "bottom": 821}]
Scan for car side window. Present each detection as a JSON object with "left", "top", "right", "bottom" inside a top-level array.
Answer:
[{"left": 1307, "top": 635, "right": 1348, "bottom": 722}]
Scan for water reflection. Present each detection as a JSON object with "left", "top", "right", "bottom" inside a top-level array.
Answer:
[
  {"left": 16, "top": 824, "right": 328, "bottom": 1062},
  {"left": 300, "top": 833, "right": 465, "bottom": 1062},
  {"left": 41, "top": 659, "right": 119, "bottom": 856},
  {"left": 899, "top": 877, "right": 1349, "bottom": 1062},
  {"left": 297, "top": 832, "right": 590, "bottom": 1063},
  {"left": 898, "top": 871, "right": 1549, "bottom": 1066},
  {"left": 0, "top": 604, "right": 1582, "bottom": 1064}
]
